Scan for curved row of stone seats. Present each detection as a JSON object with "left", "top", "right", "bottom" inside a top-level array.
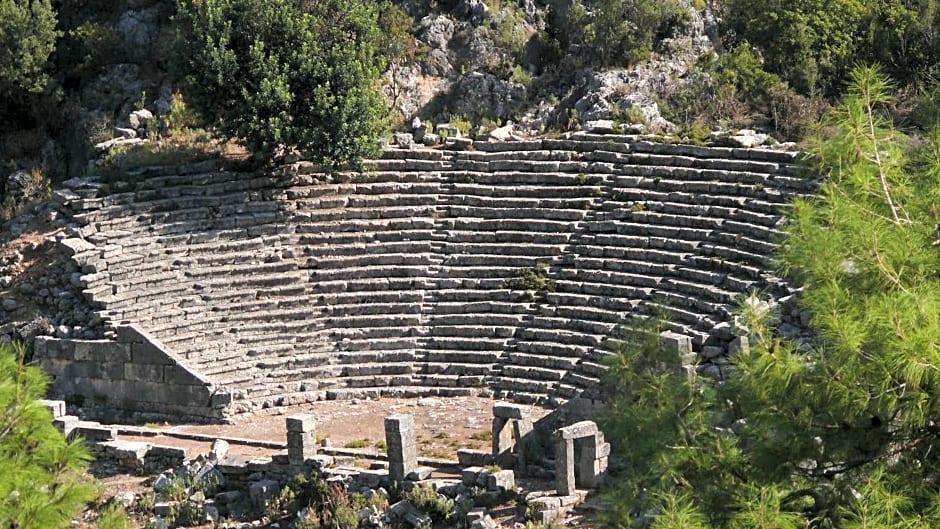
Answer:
[
  {"left": 456, "top": 138, "right": 804, "bottom": 402},
  {"left": 59, "top": 137, "right": 809, "bottom": 414}
]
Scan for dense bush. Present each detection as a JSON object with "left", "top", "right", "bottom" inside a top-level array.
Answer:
[
  {"left": 567, "top": 0, "right": 688, "bottom": 67},
  {"left": 722, "top": 0, "right": 868, "bottom": 96},
  {"left": 175, "top": 0, "right": 389, "bottom": 166}
]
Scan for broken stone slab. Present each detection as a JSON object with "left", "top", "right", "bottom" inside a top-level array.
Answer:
[
  {"left": 99, "top": 440, "right": 151, "bottom": 470},
  {"left": 76, "top": 421, "right": 116, "bottom": 441},
  {"left": 486, "top": 469, "right": 515, "bottom": 491},
  {"left": 40, "top": 399, "right": 66, "bottom": 418},
  {"left": 492, "top": 403, "right": 528, "bottom": 419},
  {"left": 286, "top": 414, "right": 317, "bottom": 432},
  {"left": 394, "top": 132, "right": 415, "bottom": 149},
  {"left": 248, "top": 479, "right": 280, "bottom": 510},
  {"left": 584, "top": 120, "right": 616, "bottom": 134},
  {"left": 388, "top": 500, "right": 432, "bottom": 528},
  {"left": 406, "top": 466, "right": 433, "bottom": 481},
  {"left": 457, "top": 449, "right": 494, "bottom": 467},
  {"left": 357, "top": 468, "right": 389, "bottom": 489},
  {"left": 114, "top": 127, "right": 137, "bottom": 139},
  {"left": 93, "top": 137, "right": 145, "bottom": 152},
  {"left": 209, "top": 439, "right": 229, "bottom": 462},
  {"left": 461, "top": 466, "right": 484, "bottom": 486},
  {"left": 286, "top": 414, "right": 317, "bottom": 465},
  {"left": 556, "top": 421, "right": 598, "bottom": 440},
  {"left": 659, "top": 331, "right": 693, "bottom": 357},
  {"left": 194, "top": 463, "right": 226, "bottom": 494},
  {"left": 128, "top": 109, "right": 155, "bottom": 131}
]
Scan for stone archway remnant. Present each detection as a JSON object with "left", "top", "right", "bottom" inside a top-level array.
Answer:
[
  {"left": 553, "top": 420, "right": 609, "bottom": 496},
  {"left": 492, "top": 403, "right": 534, "bottom": 474}
]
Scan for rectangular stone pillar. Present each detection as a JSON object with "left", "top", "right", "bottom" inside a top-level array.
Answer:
[
  {"left": 553, "top": 435, "right": 575, "bottom": 496},
  {"left": 385, "top": 414, "right": 417, "bottom": 482},
  {"left": 286, "top": 414, "right": 317, "bottom": 465}
]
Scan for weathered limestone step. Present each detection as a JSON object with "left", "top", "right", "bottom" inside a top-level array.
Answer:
[
  {"left": 424, "top": 336, "right": 511, "bottom": 351},
  {"left": 506, "top": 352, "right": 580, "bottom": 370},
  {"left": 501, "top": 364, "right": 567, "bottom": 381},
  {"left": 294, "top": 218, "right": 437, "bottom": 234},
  {"left": 418, "top": 363, "right": 497, "bottom": 376},
  {"left": 308, "top": 265, "right": 431, "bottom": 281},
  {"left": 448, "top": 196, "right": 598, "bottom": 211},
  {"left": 310, "top": 277, "right": 426, "bottom": 294},
  {"left": 424, "top": 313, "right": 528, "bottom": 327},
  {"left": 520, "top": 328, "right": 605, "bottom": 347},
  {"left": 327, "top": 336, "right": 421, "bottom": 351},
  {"left": 314, "top": 290, "right": 426, "bottom": 305},
  {"left": 318, "top": 302, "right": 423, "bottom": 317},
  {"left": 412, "top": 373, "right": 487, "bottom": 388},
  {"left": 438, "top": 230, "right": 572, "bottom": 244},
  {"left": 449, "top": 182, "right": 601, "bottom": 200},
  {"left": 493, "top": 376, "right": 557, "bottom": 394},
  {"left": 425, "top": 325, "right": 517, "bottom": 339},
  {"left": 446, "top": 205, "right": 588, "bottom": 222},
  {"left": 423, "top": 350, "right": 504, "bottom": 363},
  {"left": 301, "top": 240, "right": 436, "bottom": 257}
]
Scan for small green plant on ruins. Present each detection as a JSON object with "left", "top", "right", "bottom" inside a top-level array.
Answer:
[
  {"left": 175, "top": 0, "right": 389, "bottom": 168},
  {"left": 0, "top": 342, "right": 100, "bottom": 528},
  {"left": 401, "top": 482, "right": 456, "bottom": 523},
  {"left": 599, "top": 65, "right": 940, "bottom": 528},
  {"left": 283, "top": 473, "right": 371, "bottom": 529},
  {"left": 504, "top": 263, "right": 556, "bottom": 294}
]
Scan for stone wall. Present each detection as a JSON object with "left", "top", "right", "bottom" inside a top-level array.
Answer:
[
  {"left": 39, "top": 134, "right": 812, "bottom": 418},
  {"left": 35, "top": 324, "right": 231, "bottom": 422}
]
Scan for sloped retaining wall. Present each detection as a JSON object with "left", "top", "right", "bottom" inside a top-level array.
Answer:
[{"left": 35, "top": 324, "right": 232, "bottom": 422}]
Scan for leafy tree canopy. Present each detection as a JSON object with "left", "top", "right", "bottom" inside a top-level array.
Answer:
[
  {"left": 175, "top": 0, "right": 389, "bottom": 166},
  {"left": 600, "top": 65, "right": 940, "bottom": 528},
  {"left": 0, "top": 343, "right": 96, "bottom": 529}
]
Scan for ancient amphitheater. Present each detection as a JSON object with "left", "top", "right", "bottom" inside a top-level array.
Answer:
[{"left": 35, "top": 134, "right": 811, "bottom": 422}]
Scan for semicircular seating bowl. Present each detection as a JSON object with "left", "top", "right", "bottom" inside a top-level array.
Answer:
[{"left": 67, "top": 135, "right": 810, "bottom": 414}]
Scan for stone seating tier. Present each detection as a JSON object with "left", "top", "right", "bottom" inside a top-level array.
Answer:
[{"left": 60, "top": 138, "right": 809, "bottom": 414}]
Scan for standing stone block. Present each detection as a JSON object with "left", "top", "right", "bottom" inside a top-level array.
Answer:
[
  {"left": 286, "top": 414, "right": 317, "bottom": 465},
  {"left": 385, "top": 414, "right": 417, "bottom": 482},
  {"left": 554, "top": 434, "right": 575, "bottom": 496}
]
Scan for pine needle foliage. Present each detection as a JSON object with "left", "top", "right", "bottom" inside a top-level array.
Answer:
[
  {"left": 600, "top": 65, "right": 940, "bottom": 528},
  {"left": 0, "top": 342, "right": 96, "bottom": 529}
]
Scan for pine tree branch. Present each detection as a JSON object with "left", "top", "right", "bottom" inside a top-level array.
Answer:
[{"left": 864, "top": 97, "right": 908, "bottom": 225}]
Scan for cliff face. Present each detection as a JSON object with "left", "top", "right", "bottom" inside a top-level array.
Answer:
[{"left": 17, "top": 136, "right": 811, "bottom": 420}]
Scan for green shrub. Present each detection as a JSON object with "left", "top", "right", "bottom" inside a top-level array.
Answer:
[
  {"left": 159, "top": 92, "right": 202, "bottom": 137},
  {"left": 0, "top": 0, "right": 58, "bottom": 99},
  {"left": 176, "top": 0, "right": 388, "bottom": 167},
  {"left": 344, "top": 438, "right": 372, "bottom": 449},
  {"left": 402, "top": 483, "right": 455, "bottom": 522},
  {"left": 504, "top": 263, "right": 556, "bottom": 292},
  {"left": 490, "top": 4, "right": 529, "bottom": 58},
  {"left": 569, "top": 0, "right": 688, "bottom": 67},
  {"left": 723, "top": 0, "right": 868, "bottom": 96}
]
